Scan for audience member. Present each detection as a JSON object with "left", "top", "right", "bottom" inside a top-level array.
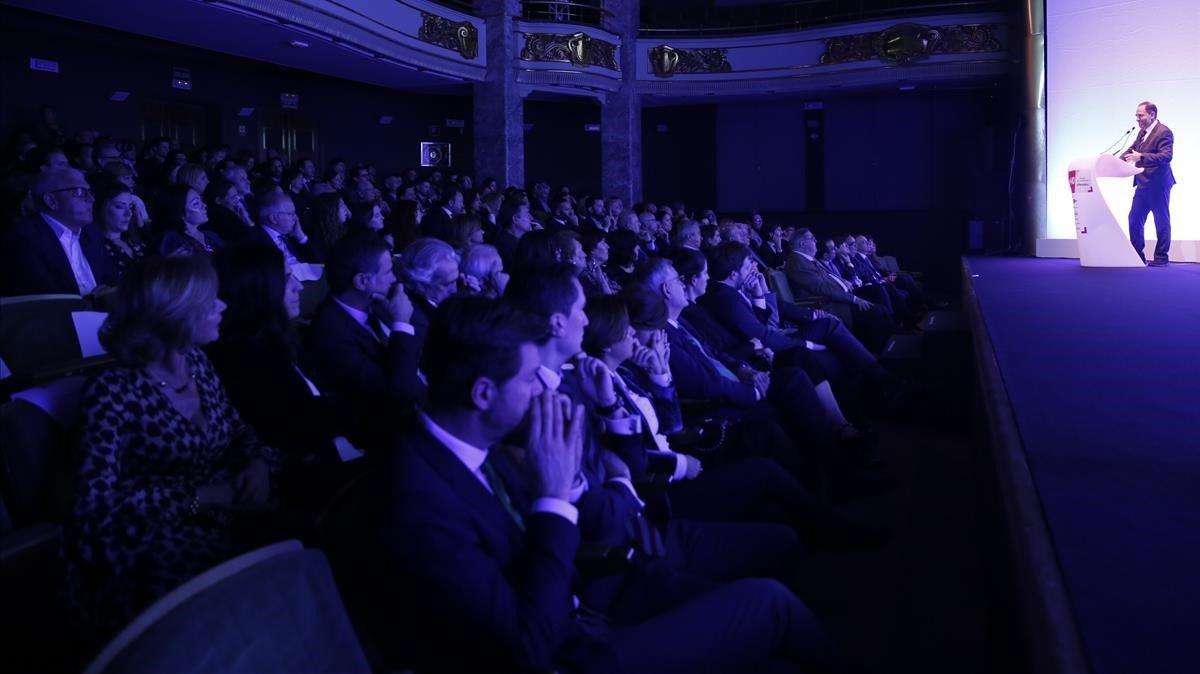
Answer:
[
  {"left": 93, "top": 181, "right": 146, "bottom": 277},
  {"left": 1, "top": 168, "right": 117, "bottom": 296},
  {"left": 62, "top": 255, "right": 281, "bottom": 636},
  {"left": 458, "top": 243, "right": 509, "bottom": 298},
  {"left": 154, "top": 183, "right": 224, "bottom": 257}
]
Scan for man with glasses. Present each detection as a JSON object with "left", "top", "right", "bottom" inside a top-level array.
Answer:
[
  {"left": 1, "top": 168, "right": 116, "bottom": 296},
  {"left": 250, "top": 191, "right": 316, "bottom": 267}
]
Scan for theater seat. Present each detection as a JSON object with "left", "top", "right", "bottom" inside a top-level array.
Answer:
[
  {"left": 0, "top": 294, "right": 90, "bottom": 375},
  {"left": 767, "top": 270, "right": 823, "bottom": 308},
  {"left": 84, "top": 541, "right": 370, "bottom": 674},
  {"left": 0, "top": 377, "right": 86, "bottom": 528}
]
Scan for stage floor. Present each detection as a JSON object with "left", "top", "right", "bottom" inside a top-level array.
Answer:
[{"left": 965, "top": 256, "right": 1200, "bottom": 674}]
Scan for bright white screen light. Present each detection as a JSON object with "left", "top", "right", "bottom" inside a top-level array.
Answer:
[{"left": 1046, "top": 0, "right": 1198, "bottom": 242}]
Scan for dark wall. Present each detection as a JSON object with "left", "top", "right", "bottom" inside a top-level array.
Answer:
[
  {"left": 715, "top": 101, "right": 808, "bottom": 213},
  {"left": 0, "top": 7, "right": 472, "bottom": 174},
  {"left": 523, "top": 100, "right": 601, "bottom": 194},
  {"left": 642, "top": 104, "right": 717, "bottom": 212},
  {"left": 713, "top": 88, "right": 1010, "bottom": 218}
]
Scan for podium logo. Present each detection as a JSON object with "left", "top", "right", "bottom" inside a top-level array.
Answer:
[{"left": 1068, "top": 169, "right": 1093, "bottom": 194}]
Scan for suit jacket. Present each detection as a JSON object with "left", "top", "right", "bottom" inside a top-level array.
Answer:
[
  {"left": 699, "top": 282, "right": 804, "bottom": 353},
  {"left": 784, "top": 252, "right": 857, "bottom": 305},
  {"left": 1122, "top": 122, "right": 1176, "bottom": 188},
  {"left": 300, "top": 297, "right": 424, "bottom": 424},
  {"left": 0, "top": 214, "right": 117, "bottom": 296},
  {"left": 370, "top": 422, "right": 612, "bottom": 673},
  {"left": 420, "top": 206, "right": 453, "bottom": 239},
  {"left": 247, "top": 225, "right": 320, "bottom": 264},
  {"left": 664, "top": 320, "right": 758, "bottom": 409}
]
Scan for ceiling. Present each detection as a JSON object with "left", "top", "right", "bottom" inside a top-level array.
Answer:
[{"left": 0, "top": 0, "right": 472, "bottom": 95}]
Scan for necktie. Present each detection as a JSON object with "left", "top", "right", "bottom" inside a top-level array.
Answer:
[
  {"left": 480, "top": 454, "right": 525, "bottom": 532},
  {"left": 1135, "top": 129, "right": 1146, "bottom": 149},
  {"left": 677, "top": 321, "right": 739, "bottom": 381},
  {"left": 366, "top": 314, "right": 389, "bottom": 344}
]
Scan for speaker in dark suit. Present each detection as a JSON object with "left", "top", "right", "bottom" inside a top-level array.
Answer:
[{"left": 1120, "top": 102, "right": 1176, "bottom": 264}]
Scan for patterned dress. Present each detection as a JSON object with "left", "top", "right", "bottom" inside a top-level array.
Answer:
[
  {"left": 62, "top": 348, "right": 281, "bottom": 633},
  {"left": 102, "top": 236, "right": 146, "bottom": 278}
]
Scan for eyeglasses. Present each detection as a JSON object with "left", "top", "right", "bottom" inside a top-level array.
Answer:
[{"left": 46, "top": 187, "right": 94, "bottom": 200}]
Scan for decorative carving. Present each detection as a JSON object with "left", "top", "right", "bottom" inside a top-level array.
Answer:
[
  {"left": 520, "top": 31, "right": 619, "bottom": 71},
  {"left": 820, "top": 23, "right": 1002, "bottom": 65},
  {"left": 648, "top": 45, "right": 732, "bottom": 78},
  {"left": 417, "top": 12, "right": 478, "bottom": 60}
]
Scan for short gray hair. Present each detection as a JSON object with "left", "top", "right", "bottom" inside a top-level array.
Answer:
[{"left": 398, "top": 238, "right": 460, "bottom": 295}]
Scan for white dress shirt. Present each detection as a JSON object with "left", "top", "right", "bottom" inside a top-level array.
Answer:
[
  {"left": 41, "top": 213, "right": 97, "bottom": 295},
  {"left": 419, "top": 411, "right": 577, "bottom": 524}
]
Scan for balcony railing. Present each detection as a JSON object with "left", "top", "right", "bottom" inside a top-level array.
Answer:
[
  {"left": 522, "top": 1, "right": 613, "bottom": 29},
  {"left": 640, "top": 0, "right": 1006, "bottom": 36}
]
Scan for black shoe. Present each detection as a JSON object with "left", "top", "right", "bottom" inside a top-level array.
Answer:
[{"left": 1148, "top": 259, "right": 1169, "bottom": 267}]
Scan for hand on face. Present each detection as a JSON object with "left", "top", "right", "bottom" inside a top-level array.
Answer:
[{"left": 526, "top": 391, "right": 584, "bottom": 501}]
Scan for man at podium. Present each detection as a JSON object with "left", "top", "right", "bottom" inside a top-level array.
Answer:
[{"left": 1119, "top": 101, "right": 1175, "bottom": 266}]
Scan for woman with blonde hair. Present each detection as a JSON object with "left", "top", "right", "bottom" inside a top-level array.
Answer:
[{"left": 62, "top": 254, "right": 281, "bottom": 635}]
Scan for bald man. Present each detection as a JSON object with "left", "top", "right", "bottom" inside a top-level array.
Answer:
[{"left": 1, "top": 168, "right": 117, "bottom": 296}]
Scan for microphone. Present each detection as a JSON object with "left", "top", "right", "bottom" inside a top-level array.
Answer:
[{"left": 1101, "top": 125, "right": 1135, "bottom": 155}]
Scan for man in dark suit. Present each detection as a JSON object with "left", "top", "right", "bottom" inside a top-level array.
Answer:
[
  {"left": 1120, "top": 100, "right": 1176, "bottom": 265},
  {"left": 1, "top": 168, "right": 117, "bottom": 296},
  {"left": 785, "top": 230, "right": 895, "bottom": 352},
  {"left": 490, "top": 198, "right": 536, "bottom": 270},
  {"left": 419, "top": 186, "right": 464, "bottom": 239},
  {"left": 365, "top": 295, "right": 839, "bottom": 673},
  {"left": 300, "top": 232, "right": 422, "bottom": 445},
  {"left": 248, "top": 191, "right": 319, "bottom": 267}
]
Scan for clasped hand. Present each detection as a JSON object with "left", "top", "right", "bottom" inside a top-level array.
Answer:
[{"left": 527, "top": 391, "right": 585, "bottom": 501}]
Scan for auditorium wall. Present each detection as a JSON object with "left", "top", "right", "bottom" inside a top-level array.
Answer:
[
  {"left": 0, "top": 7, "right": 472, "bottom": 175},
  {"left": 714, "top": 89, "right": 1010, "bottom": 216}
]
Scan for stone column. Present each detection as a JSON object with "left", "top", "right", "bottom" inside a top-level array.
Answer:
[
  {"left": 601, "top": 0, "right": 642, "bottom": 204},
  {"left": 473, "top": 0, "right": 524, "bottom": 188}
]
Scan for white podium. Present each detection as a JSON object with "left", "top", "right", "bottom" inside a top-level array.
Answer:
[{"left": 1067, "top": 154, "right": 1144, "bottom": 267}]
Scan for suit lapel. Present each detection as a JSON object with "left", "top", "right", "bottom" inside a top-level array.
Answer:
[{"left": 408, "top": 424, "right": 525, "bottom": 548}]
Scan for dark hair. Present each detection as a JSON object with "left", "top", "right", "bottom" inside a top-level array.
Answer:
[
  {"left": 672, "top": 247, "right": 707, "bottom": 281},
  {"left": 308, "top": 193, "right": 349, "bottom": 249},
  {"left": 582, "top": 294, "right": 629, "bottom": 357},
  {"left": 707, "top": 242, "right": 752, "bottom": 282},
  {"left": 213, "top": 243, "right": 297, "bottom": 358},
  {"left": 99, "top": 255, "right": 219, "bottom": 365},
  {"left": 385, "top": 199, "right": 422, "bottom": 251},
  {"left": 154, "top": 183, "right": 197, "bottom": 233},
  {"left": 443, "top": 214, "right": 483, "bottom": 251},
  {"left": 92, "top": 179, "right": 132, "bottom": 228},
  {"left": 606, "top": 229, "right": 640, "bottom": 267},
  {"left": 620, "top": 283, "right": 669, "bottom": 331},
  {"left": 1139, "top": 100, "right": 1157, "bottom": 116},
  {"left": 347, "top": 199, "right": 381, "bottom": 232},
  {"left": 503, "top": 264, "right": 580, "bottom": 322},
  {"left": 579, "top": 229, "right": 607, "bottom": 256},
  {"left": 422, "top": 296, "right": 546, "bottom": 409},
  {"left": 327, "top": 230, "right": 391, "bottom": 295},
  {"left": 512, "top": 229, "right": 560, "bottom": 271},
  {"left": 497, "top": 197, "right": 527, "bottom": 231}
]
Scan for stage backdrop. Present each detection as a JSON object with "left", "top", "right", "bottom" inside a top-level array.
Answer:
[{"left": 1045, "top": 0, "right": 1198, "bottom": 256}]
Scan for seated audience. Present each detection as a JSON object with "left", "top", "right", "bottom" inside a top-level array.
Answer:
[
  {"left": 154, "top": 183, "right": 224, "bottom": 257},
  {"left": 491, "top": 196, "right": 535, "bottom": 269},
  {"left": 1, "top": 167, "right": 117, "bottom": 296},
  {"left": 459, "top": 243, "right": 509, "bottom": 299},
  {"left": 361, "top": 294, "right": 839, "bottom": 673},
  {"left": 442, "top": 213, "right": 485, "bottom": 253},
  {"left": 249, "top": 190, "right": 318, "bottom": 266},
  {"left": 208, "top": 243, "right": 365, "bottom": 509},
  {"left": 306, "top": 192, "right": 351, "bottom": 260},
  {"left": 578, "top": 229, "right": 614, "bottom": 297},
  {"left": 396, "top": 237, "right": 461, "bottom": 343},
  {"left": 785, "top": 228, "right": 895, "bottom": 352},
  {"left": 62, "top": 255, "right": 281, "bottom": 636},
  {"left": 93, "top": 181, "right": 146, "bottom": 277},
  {"left": 300, "top": 231, "right": 423, "bottom": 443}
]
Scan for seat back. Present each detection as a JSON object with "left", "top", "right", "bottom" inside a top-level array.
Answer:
[
  {"left": 85, "top": 541, "right": 370, "bottom": 674},
  {"left": 0, "top": 294, "right": 90, "bottom": 375},
  {"left": 768, "top": 269, "right": 794, "bottom": 304},
  {"left": 0, "top": 376, "right": 85, "bottom": 528}
]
